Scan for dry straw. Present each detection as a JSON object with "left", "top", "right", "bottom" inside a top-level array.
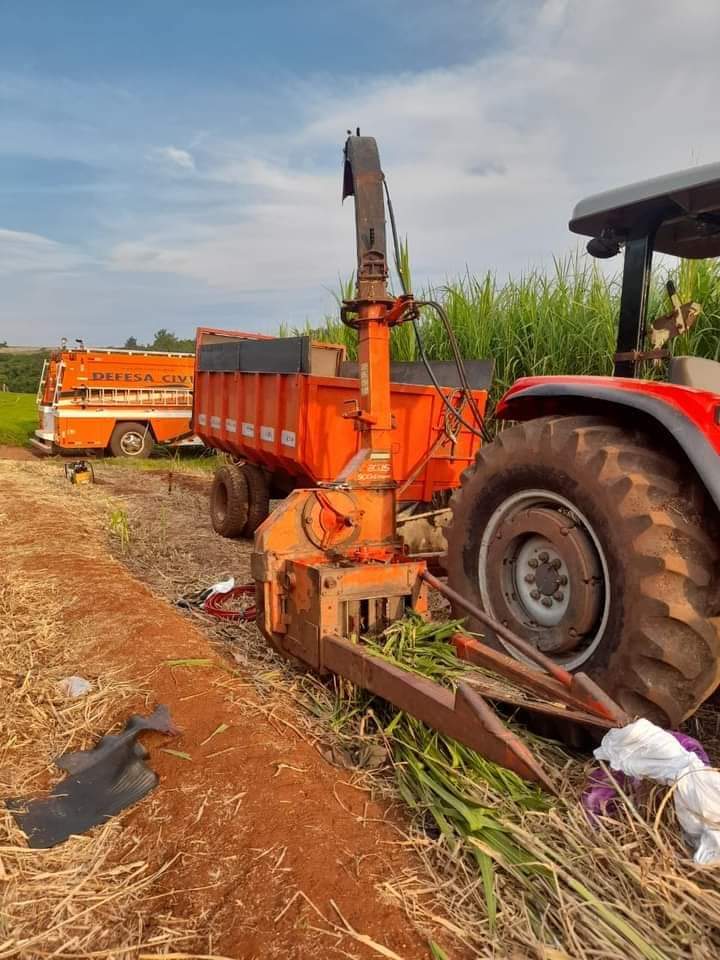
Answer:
[
  {"left": 0, "top": 577, "right": 195, "bottom": 958},
  {"left": 37, "top": 458, "right": 720, "bottom": 959}
]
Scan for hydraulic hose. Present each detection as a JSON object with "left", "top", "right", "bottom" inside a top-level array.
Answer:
[
  {"left": 203, "top": 584, "right": 256, "bottom": 622},
  {"left": 415, "top": 299, "right": 492, "bottom": 442},
  {"left": 409, "top": 318, "right": 491, "bottom": 441},
  {"left": 382, "top": 177, "right": 493, "bottom": 443}
]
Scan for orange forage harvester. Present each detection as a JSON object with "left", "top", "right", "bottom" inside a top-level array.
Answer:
[
  {"left": 33, "top": 343, "right": 199, "bottom": 458},
  {"left": 194, "top": 135, "right": 627, "bottom": 792}
]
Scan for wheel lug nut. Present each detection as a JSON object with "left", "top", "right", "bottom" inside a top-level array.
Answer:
[
  {"left": 528, "top": 558, "right": 538, "bottom": 568},
  {"left": 524, "top": 574, "right": 535, "bottom": 583},
  {"left": 530, "top": 589, "right": 540, "bottom": 600},
  {"left": 541, "top": 597, "right": 553, "bottom": 607},
  {"left": 539, "top": 551, "right": 549, "bottom": 562},
  {"left": 551, "top": 558, "right": 561, "bottom": 570},
  {"left": 553, "top": 591, "right": 564, "bottom": 602},
  {"left": 559, "top": 575, "right": 568, "bottom": 586}
]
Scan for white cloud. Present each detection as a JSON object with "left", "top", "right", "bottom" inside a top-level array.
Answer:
[
  {"left": 5, "top": 0, "right": 720, "bottom": 344},
  {"left": 0, "top": 229, "right": 91, "bottom": 275},
  {"left": 108, "top": 0, "right": 720, "bottom": 312},
  {"left": 148, "top": 145, "right": 196, "bottom": 172}
]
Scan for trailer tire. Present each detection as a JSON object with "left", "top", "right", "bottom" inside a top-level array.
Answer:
[
  {"left": 242, "top": 464, "right": 271, "bottom": 537},
  {"left": 446, "top": 415, "right": 720, "bottom": 728},
  {"left": 110, "top": 422, "right": 154, "bottom": 458},
  {"left": 210, "top": 465, "right": 249, "bottom": 538}
]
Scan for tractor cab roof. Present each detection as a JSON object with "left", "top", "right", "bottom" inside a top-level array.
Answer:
[{"left": 570, "top": 161, "right": 720, "bottom": 259}]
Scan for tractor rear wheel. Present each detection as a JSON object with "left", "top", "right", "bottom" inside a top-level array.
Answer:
[
  {"left": 446, "top": 415, "right": 720, "bottom": 727},
  {"left": 210, "top": 464, "right": 249, "bottom": 538}
]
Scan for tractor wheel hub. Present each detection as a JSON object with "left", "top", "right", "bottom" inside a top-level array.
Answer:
[
  {"left": 478, "top": 490, "right": 608, "bottom": 665},
  {"left": 515, "top": 535, "right": 570, "bottom": 624}
]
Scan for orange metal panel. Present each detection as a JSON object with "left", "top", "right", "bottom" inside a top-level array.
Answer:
[
  {"left": 192, "top": 326, "right": 487, "bottom": 498},
  {"left": 56, "top": 415, "right": 115, "bottom": 449},
  {"left": 40, "top": 349, "right": 194, "bottom": 403},
  {"left": 151, "top": 417, "right": 193, "bottom": 443},
  {"left": 194, "top": 363, "right": 487, "bottom": 499}
]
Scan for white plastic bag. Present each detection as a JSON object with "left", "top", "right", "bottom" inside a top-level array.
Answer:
[
  {"left": 209, "top": 575, "right": 234, "bottom": 595},
  {"left": 595, "top": 718, "right": 720, "bottom": 864},
  {"left": 58, "top": 676, "right": 93, "bottom": 698}
]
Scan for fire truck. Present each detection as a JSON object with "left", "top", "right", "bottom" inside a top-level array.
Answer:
[{"left": 32, "top": 342, "right": 198, "bottom": 458}]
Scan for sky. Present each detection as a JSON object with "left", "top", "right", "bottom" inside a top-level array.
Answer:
[{"left": 2, "top": 0, "right": 720, "bottom": 347}]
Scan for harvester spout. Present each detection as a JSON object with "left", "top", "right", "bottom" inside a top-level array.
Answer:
[{"left": 342, "top": 135, "right": 388, "bottom": 299}]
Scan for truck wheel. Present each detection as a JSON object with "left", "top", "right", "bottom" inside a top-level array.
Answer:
[
  {"left": 110, "top": 422, "right": 154, "bottom": 458},
  {"left": 210, "top": 465, "right": 249, "bottom": 538},
  {"left": 446, "top": 415, "right": 720, "bottom": 727},
  {"left": 242, "top": 464, "right": 271, "bottom": 537}
]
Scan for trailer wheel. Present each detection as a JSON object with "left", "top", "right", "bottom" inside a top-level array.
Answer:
[
  {"left": 210, "top": 465, "right": 249, "bottom": 538},
  {"left": 446, "top": 415, "right": 720, "bottom": 727},
  {"left": 242, "top": 464, "right": 271, "bottom": 537},
  {"left": 110, "top": 422, "right": 154, "bottom": 458}
]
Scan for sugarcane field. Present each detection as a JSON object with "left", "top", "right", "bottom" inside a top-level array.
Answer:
[{"left": 3, "top": 4, "right": 720, "bottom": 959}]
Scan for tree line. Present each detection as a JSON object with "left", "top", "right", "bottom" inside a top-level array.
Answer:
[
  {"left": 0, "top": 351, "right": 50, "bottom": 394},
  {"left": 123, "top": 329, "right": 195, "bottom": 353}
]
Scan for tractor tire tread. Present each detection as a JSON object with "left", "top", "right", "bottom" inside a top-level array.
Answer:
[
  {"left": 210, "top": 464, "right": 249, "bottom": 539},
  {"left": 242, "top": 464, "right": 271, "bottom": 537}
]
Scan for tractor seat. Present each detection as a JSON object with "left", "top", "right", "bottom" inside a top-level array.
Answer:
[{"left": 669, "top": 356, "right": 720, "bottom": 395}]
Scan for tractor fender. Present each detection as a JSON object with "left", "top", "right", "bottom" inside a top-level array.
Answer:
[{"left": 495, "top": 379, "right": 720, "bottom": 513}]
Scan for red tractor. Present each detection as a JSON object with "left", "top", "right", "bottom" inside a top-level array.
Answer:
[{"left": 447, "top": 164, "right": 720, "bottom": 728}]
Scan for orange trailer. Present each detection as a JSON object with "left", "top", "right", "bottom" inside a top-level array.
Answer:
[
  {"left": 193, "top": 327, "right": 491, "bottom": 506},
  {"left": 33, "top": 344, "right": 198, "bottom": 457}
]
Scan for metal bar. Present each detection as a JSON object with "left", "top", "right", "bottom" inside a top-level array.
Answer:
[
  {"left": 36, "top": 360, "right": 49, "bottom": 403},
  {"left": 614, "top": 349, "right": 668, "bottom": 363},
  {"left": 53, "top": 362, "right": 65, "bottom": 406},
  {"left": 397, "top": 429, "right": 447, "bottom": 496},
  {"left": 396, "top": 507, "right": 450, "bottom": 525},
  {"left": 421, "top": 570, "right": 574, "bottom": 685},
  {"left": 614, "top": 234, "right": 654, "bottom": 377},
  {"left": 322, "top": 633, "right": 556, "bottom": 792},
  {"left": 453, "top": 632, "right": 576, "bottom": 698},
  {"left": 569, "top": 673, "right": 628, "bottom": 725},
  {"left": 452, "top": 633, "right": 625, "bottom": 725},
  {"left": 462, "top": 681, "right": 615, "bottom": 727}
]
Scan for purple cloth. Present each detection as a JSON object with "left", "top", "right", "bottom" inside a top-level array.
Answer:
[
  {"left": 670, "top": 731, "right": 710, "bottom": 766},
  {"left": 582, "top": 766, "right": 632, "bottom": 819},
  {"left": 581, "top": 730, "right": 709, "bottom": 820}
]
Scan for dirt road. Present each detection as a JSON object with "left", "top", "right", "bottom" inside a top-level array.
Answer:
[
  {"left": 0, "top": 444, "right": 34, "bottom": 460},
  {"left": 0, "top": 460, "right": 436, "bottom": 959}
]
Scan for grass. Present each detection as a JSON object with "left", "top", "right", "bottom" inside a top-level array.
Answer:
[
  {"left": 0, "top": 392, "right": 36, "bottom": 445},
  {"left": 108, "top": 503, "right": 131, "bottom": 551},
  {"left": 100, "top": 449, "right": 221, "bottom": 472},
  {"left": 310, "top": 253, "right": 720, "bottom": 405}
]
